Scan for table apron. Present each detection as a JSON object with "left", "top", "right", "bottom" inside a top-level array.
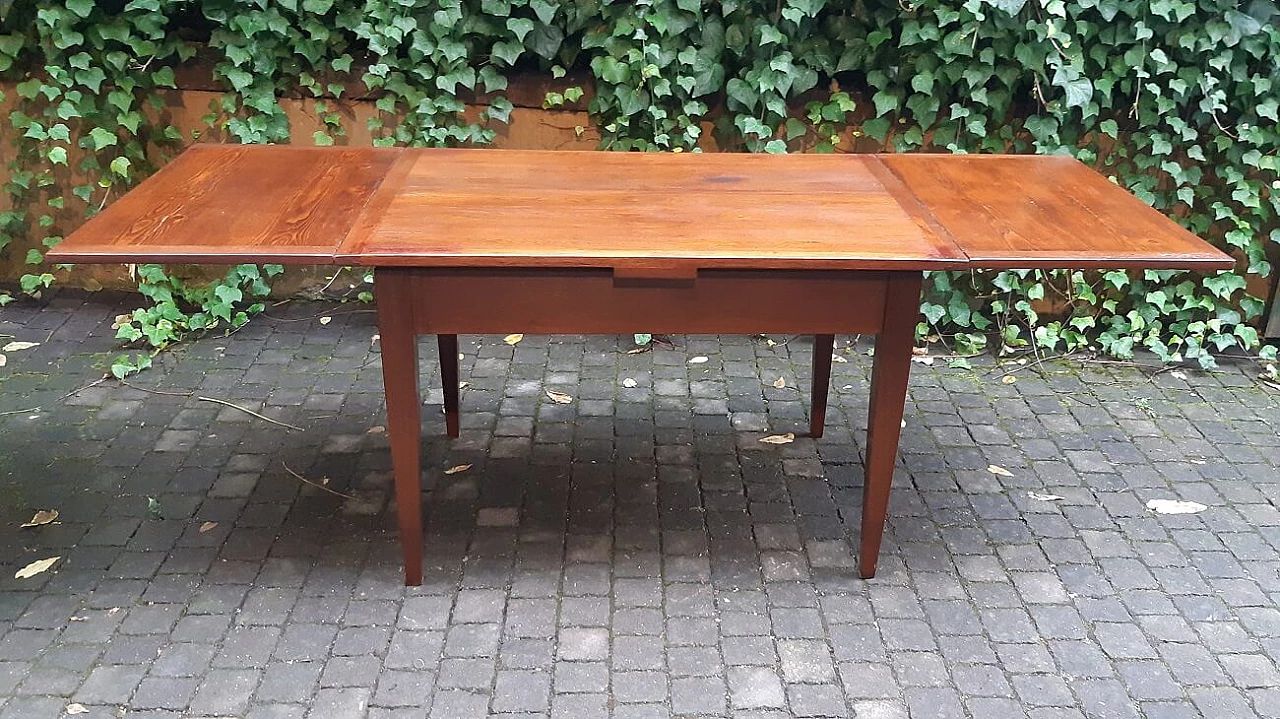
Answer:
[{"left": 381, "top": 267, "right": 895, "bottom": 335}]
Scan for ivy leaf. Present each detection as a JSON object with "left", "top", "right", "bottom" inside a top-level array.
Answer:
[
  {"left": 1061, "top": 77, "right": 1093, "bottom": 108},
  {"left": 47, "top": 146, "right": 67, "bottom": 165},
  {"left": 88, "top": 127, "right": 118, "bottom": 150},
  {"left": 525, "top": 24, "right": 563, "bottom": 59},
  {"left": 529, "top": 0, "right": 557, "bottom": 24},
  {"left": 490, "top": 41, "right": 523, "bottom": 66},
  {"left": 990, "top": 0, "right": 1028, "bottom": 14},
  {"left": 1225, "top": 10, "right": 1263, "bottom": 45},
  {"left": 506, "top": 17, "right": 535, "bottom": 41},
  {"left": 66, "top": 0, "right": 94, "bottom": 18}
]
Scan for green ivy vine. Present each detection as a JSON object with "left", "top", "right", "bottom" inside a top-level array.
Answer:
[{"left": 1, "top": 0, "right": 1277, "bottom": 371}]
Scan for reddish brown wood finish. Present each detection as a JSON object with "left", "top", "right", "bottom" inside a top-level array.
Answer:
[
  {"left": 396, "top": 269, "right": 889, "bottom": 335},
  {"left": 810, "top": 334, "right": 835, "bottom": 438},
  {"left": 48, "top": 145, "right": 402, "bottom": 264},
  {"left": 438, "top": 334, "right": 460, "bottom": 439},
  {"left": 877, "top": 154, "right": 1234, "bottom": 270},
  {"left": 336, "top": 149, "right": 968, "bottom": 271},
  {"left": 860, "top": 273, "right": 923, "bottom": 579},
  {"left": 374, "top": 269, "right": 424, "bottom": 586}
]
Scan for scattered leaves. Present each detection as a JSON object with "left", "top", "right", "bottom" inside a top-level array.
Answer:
[
  {"left": 318, "top": 316, "right": 332, "bottom": 325},
  {"left": 1170, "top": 370, "right": 1187, "bottom": 380},
  {"left": 0, "top": 354, "right": 6, "bottom": 367},
  {"left": 1001, "top": 375, "right": 1018, "bottom": 384},
  {"left": 146, "top": 497, "right": 162, "bottom": 520},
  {"left": 15, "top": 556, "right": 59, "bottom": 579},
  {"left": 987, "top": 465, "right": 1014, "bottom": 477},
  {"left": 689, "top": 356, "right": 709, "bottom": 364},
  {"left": 503, "top": 333, "right": 524, "bottom": 345},
  {"left": 198, "top": 521, "right": 218, "bottom": 533},
  {"left": 911, "top": 356, "right": 935, "bottom": 366},
  {"left": 444, "top": 463, "right": 472, "bottom": 475},
  {"left": 458, "top": 381, "right": 470, "bottom": 389},
  {"left": 622, "top": 378, "right": 638, "bottom": 388},
  {"left": 1146, "top": 499, "right": 1208, "bottom": 515},
  {"left": 65, "top": 703, "right": 90, "bottom": 715},
  {"left": 759, "top": 433, "right": 795, "bottom": 444},
  {"left": 545, "top": 389, "right": 573, "bottom": 404},
  {"left": 772, "top": 377, "right": 786, "bottom": 389},
  {"left": 367, "top": 425, "right": 386, "bottom": 434},
  {"left": 20, "top": 509, "right": 58, "bottom": 528},
  {"left": 831, "top": 354, "right": 847, "bottom": 363},
  {"left": 2, "top": 341, "right": 38, "bottom": 352},
  {"left": 1027, "top": 492, "right": 1065, "bottom": 501}
]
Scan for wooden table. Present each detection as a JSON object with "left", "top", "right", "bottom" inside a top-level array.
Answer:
[{"left": 48, "top": 146, "right": 1231, "bottom": 585}]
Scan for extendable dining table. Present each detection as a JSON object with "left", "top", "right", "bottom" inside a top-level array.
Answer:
[{"left": 47, "top": 145, "right": 1232, "bottom": 585}]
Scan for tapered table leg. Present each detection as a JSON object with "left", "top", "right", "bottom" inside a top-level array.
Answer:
[
  {"left": 810, "top": 334, "right": 835, "bottom": 438},
  {"left": 437, "top": 334, "right": 460, "bottom": 438},
  {"left": 375, "top": 269, "right": 424, "bottom": 586},
  {"left": 859, "top": 273, "right": 922, "bottom": 579}
]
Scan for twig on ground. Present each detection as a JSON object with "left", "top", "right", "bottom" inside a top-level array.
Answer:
[
  {"left": 197, "top": 396, "right": 304, "bottom": 431},
  {"left": 0, "top": 406, "right": 40, "bottom": 417},
  {"left": 282, "top": 462, "right": 357, "bottom": 500},
  {"left": 119, "top": 380, "right": 193, "bottom": 397},
  {"left": 59, "top": 375, "right": 109, "bottom": 401}
]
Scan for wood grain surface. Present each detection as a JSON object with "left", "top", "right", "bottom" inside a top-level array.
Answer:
[
  {"left": 877, "top": 154, "right": 1234, "bottom": 270},
  {"left": 336, "top": 149, "right": 967, "bottom": 270},
  {"left": 47, "top": 145, "right": 402, "bottom": 264},
  {"left": 47, "top": 145, "right": 1233, "bottom": 272}
]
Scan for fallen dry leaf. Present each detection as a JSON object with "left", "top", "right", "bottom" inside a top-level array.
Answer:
[
  {"left": 772, "top": 377, "right": 786, "bottom": 389},
  {"left": 622, "top": 378, "right": 638, "bottom": 388},
  {"left": 2, "top": 341, "right": 38, "bottom": 352},
  {"left": 458, "top": 381, "right": 470, "bottom": 389},
  {"left": 199, "top": 521, "right": 218, "bottom": 533},
  {"left": 1170, "top": 370, "right": 1187, "bottom": 380},
  {"left": 69, "top": 615, "right": 87, "bottom": 622},
  {"left": 759, "top": 433, "right": 795, "bottom": 445},
  {"left": 458, "top": 353, "right": 465, "bottom": 360},
  {"left": 319, "top": 316, "right": 332, "bottom": 325},
  {"left": 1146, "top": 498, "right": 1207, "bottom": 515},
  {"left": 15, "top": 556, "right": 59, "bottom": 579},
  {"left": 65, "top": 704, "right": 89, "bottom": 716},
  {"left": 911, "top": 356, "right": 935, "bottom": 366},
  {"left": 987, "top": 465, "right": 1014, "bottom": 477},
  {"left": 107, "top": 607, "right": 120, "bottom": 616},
  {"left": 0, "top": 354, "right": 6, "bottom": 367},
  {"left": 503, "top": 333, "right": 524, "bottom": 345},
  {"left": 911, "top": 346, "right": 928, "bottom": 356},
  {"left": 1002, "top": 375, "right": 1018, "bottom": 384},
  {"left": 20, "top": 509, "right": 58, "bottom": 528},
  {"left": 1028, "top": 492, "right": 1065, "bottom": 501},
  {"left": 831, "top": 354, "right": 847, "bottom": 363},
  {"left": 689, "top": 356, "right": 709, "bottom": 364},
  {"left": 444, "top": 463, "right": 472, "bottom": 475},
  {"left": 545, "top": 389, "right": 573, "bottom": 404},
  {"left": 367, "top": 425, "right": 386, "bottom": 434}
]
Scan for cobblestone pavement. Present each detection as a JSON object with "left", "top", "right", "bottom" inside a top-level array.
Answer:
[{"left": 1, "top": 292, "right": 1279, "bottom": 719}]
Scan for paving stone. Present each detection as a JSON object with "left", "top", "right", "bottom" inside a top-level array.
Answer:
[{"left": 7, "top": 303, "right": 1280, "bottom": 719}]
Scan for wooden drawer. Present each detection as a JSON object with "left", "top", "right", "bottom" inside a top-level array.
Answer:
[{"left": 386, "top": 267, "right": 892, "bottom": 335}]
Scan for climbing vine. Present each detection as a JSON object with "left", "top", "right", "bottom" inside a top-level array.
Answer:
[{"left": 0, "top": 0, "right": 1277, "bottom": 369}]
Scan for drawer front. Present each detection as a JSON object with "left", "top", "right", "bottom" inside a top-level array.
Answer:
[{"left": 392, "top": 268, "right": 892, "bottom": 335}]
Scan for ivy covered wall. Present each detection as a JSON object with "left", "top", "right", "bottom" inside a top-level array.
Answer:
[{"left": 0, "top": 0, "right": 1276, "bottom": 369}]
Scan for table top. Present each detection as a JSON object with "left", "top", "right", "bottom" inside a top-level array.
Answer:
[{"left": 48, "top": 145, "right": 1232, "bottom": 272}]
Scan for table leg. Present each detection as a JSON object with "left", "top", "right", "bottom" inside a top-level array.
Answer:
[
  {"left": 438, "top": 334, "right": 460, "bottom": 438},
  {"left": 859, "top": 273, "right": 922, "bottom": 579},
  {"left": 809, "top": 334, "right": 835, "bottom": 438},
  {"left": 374, "top": 270, "right": 424, "bottom": 586}
]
